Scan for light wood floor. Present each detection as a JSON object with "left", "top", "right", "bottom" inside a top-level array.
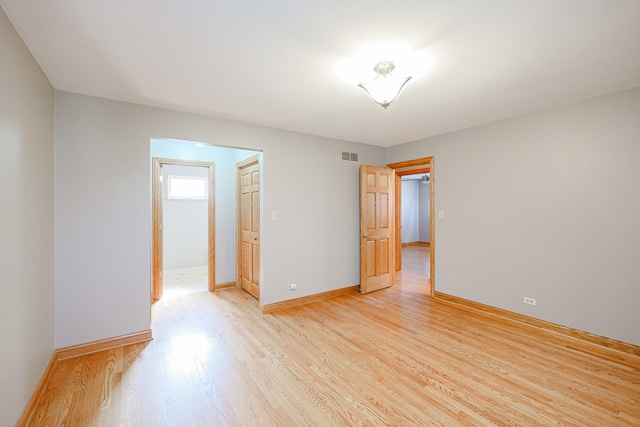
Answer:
[
  {"left": 22, "top": 275, "right": 640, "bottom": 426},
  {"left": 163, "top": 266, "right": 208, "bottom": 297},
  {"left": 402, "top": 244, "right": 430, "bottom": 277}
]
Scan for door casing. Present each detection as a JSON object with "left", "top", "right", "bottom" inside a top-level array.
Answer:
[
  {"left": 387, "top": 157, "right": 435, "bottom": 296},
  {"left": 152, "top": 157, "right": 215, "bottom": 301}
]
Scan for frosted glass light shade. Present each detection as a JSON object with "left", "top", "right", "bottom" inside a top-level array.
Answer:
[{"left": 358, "top": 61, "right": 412, "bottom": 109}]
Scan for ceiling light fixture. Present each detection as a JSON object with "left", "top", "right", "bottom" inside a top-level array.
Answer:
[{"left": 358, "top": 61, "right": 412, "bottom": 109}]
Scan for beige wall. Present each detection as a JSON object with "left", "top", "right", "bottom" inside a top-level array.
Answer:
[
  {"left": 49, "top": 86, "right": 640, "bottom": 350},
  {"left": 54, "top": 91, "right": 386, "bottom": 348},
  {"left": 388, "top": 88, "right": 640, "bottom": 345},
  {"left": 3, "top": 8, "right": 639, "bottom": 425},
  {"left": 0, "top": 6, "right": 55, "bottom": 425}
]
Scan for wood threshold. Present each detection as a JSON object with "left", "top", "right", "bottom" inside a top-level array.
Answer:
[
  {"left": 55, "top": 329, "right": 153, "bottom": 361},
  {"left": 401, "top": 241, "right": 430, "bottom": 247},
  {"left": 260, "top": 285, "right": 359, "bottom": 313},
  {"left": 434, "top": 291, "right": 640, "bottom": 357},
  {"left": 215, "top": 281, "right": 236, "bottom": 290},
  {"left": 15, "top": 352, "right": 58, "bottom": 427}
]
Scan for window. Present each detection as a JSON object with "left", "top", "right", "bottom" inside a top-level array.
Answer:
[{"left": 167, "top": 175, "right": 208, "bottom": 200}]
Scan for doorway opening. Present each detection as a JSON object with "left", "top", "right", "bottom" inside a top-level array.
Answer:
[
  {"left": 150, "top": 138, "right": 262, "bottom": 304},
  {"left": 162, "top": 164, "right": 211, "bottom": 297},
  {"left": 400, "top": 173, "right": 430, "bottom": 275},
  {"left": 152, "top": 158, "right": 215, "bottom": 301},
  {"left": 388, "top": 157, "right": 435, "bottom": 295}
]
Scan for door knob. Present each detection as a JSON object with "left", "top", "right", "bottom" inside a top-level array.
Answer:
[{"left": 361, "top": 233, "right": 369, "bottom": 238}]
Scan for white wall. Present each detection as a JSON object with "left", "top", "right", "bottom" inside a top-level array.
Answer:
[
  {"left": 150, "top": 138, "right": 259, "bottom": 283},
  {"left": 162, "top": 164, "right": 209, "bottom": 269},
  {"left": 402, "top": 178, "right": 430, "bottom": 244},
  {"left": 401, "top": 180, "right": 419, "bottom": 243},
  {"left": 0, "top": 6, "right": 54, "bottom": 425},
  {"left": 388, "top": 88, "right": 640, "bottom": 345},
  {"left": 418, "top": 182, "right": 430, "bottom": 243},
  {"left": 55, "top": 92, "right": 386, "bottom": 347}
]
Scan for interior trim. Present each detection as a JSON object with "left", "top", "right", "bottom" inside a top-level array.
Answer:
[
  {"left": 260, "top": 285, "right": 359, "bottom": 313},
  {"left": 15, "top": 353, "right": 58, "bottom": 427},
  {"left": 55, "top": 329, "right": 153, "bottom": 361},
  {"left": 16, "top": 329, "right": 153, "bottom": 425},
  {"left": 434, "top": 292, "right": 640, "bottom": 357},
  {"left": 215, "top": 281, "right": 237, "bottom": 290},
  {"left": 152, "top": 158, "right": 216, "bottom": 301},
  {"left": 388, "top": 156, "right": 435, "bottom": 295},
  {"left": 401, "top": 241, "right": 430, "bottom": 247}
]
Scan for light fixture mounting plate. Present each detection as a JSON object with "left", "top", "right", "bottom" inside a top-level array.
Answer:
[{"left": 373, "top": 61, "right": 395, "bottom": 75}]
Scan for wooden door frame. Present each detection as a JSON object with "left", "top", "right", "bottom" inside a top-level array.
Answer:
[
  {"left": 235, "top": 154, "right": 261, "bottom": 292},
  {"left": 152, "top": 157, "right": 216, "bottom": 301},
  {"left": 387, "top": 156, "right": 435, "bottom": 296}
]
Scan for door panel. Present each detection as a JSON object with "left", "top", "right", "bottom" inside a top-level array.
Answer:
[
  {"left": 242, "top": 242, "right": 251, "bottom": 280},
  {"left": 238, "top": 159, "right": 261, "bottom": 299},
  {"left": 377, "top": 239, "right": 389, "bottom": 275},
  {"left": 252, "top": 244, "right": 260, "bottom": 285},
  {"left": 380, "top": 193, "right": 389, "bottom": 227},
  {"left": 360, "top": 165, "right": 396, "bottom": 294}
]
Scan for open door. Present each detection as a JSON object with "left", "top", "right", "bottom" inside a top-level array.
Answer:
[
  {"left": 152, "top": 158, "right": 163, "bottom": 300},
  {"left": 236, "top": 155, "right": 261, "bottom": 299},
  {"left": 360, "top": 165, "right": 396, "bottom": 294}
]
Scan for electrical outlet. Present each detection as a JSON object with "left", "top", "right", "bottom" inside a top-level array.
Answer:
[
  {"left": 523, "top": 297, "right": 536, "bottom": 306},
  {"left": 287, "top": 283, "right": 297, "bottom": 291}
]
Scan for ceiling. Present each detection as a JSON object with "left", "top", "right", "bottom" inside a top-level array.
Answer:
[{"left": 3, "top": 1, "right": 640, "bottom": 147}]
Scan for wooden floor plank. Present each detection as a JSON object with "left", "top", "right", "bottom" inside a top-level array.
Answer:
[{"left": 19, "top": 270, "right": 640, "bottom": 426}]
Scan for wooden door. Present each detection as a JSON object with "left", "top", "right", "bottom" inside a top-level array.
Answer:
[
  {"left": 360, "top": 165, "right": 396, "bottom": 294},
  {"left": 238, "top": 158, "right": 260, "bottom": 299},
  {"left": 152, "top": 160, "right": 164, "bottom": 300}
]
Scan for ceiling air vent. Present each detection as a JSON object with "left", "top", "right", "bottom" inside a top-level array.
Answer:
[{"left": 341, "top": 151, "right": 359, "bottom": 162}]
